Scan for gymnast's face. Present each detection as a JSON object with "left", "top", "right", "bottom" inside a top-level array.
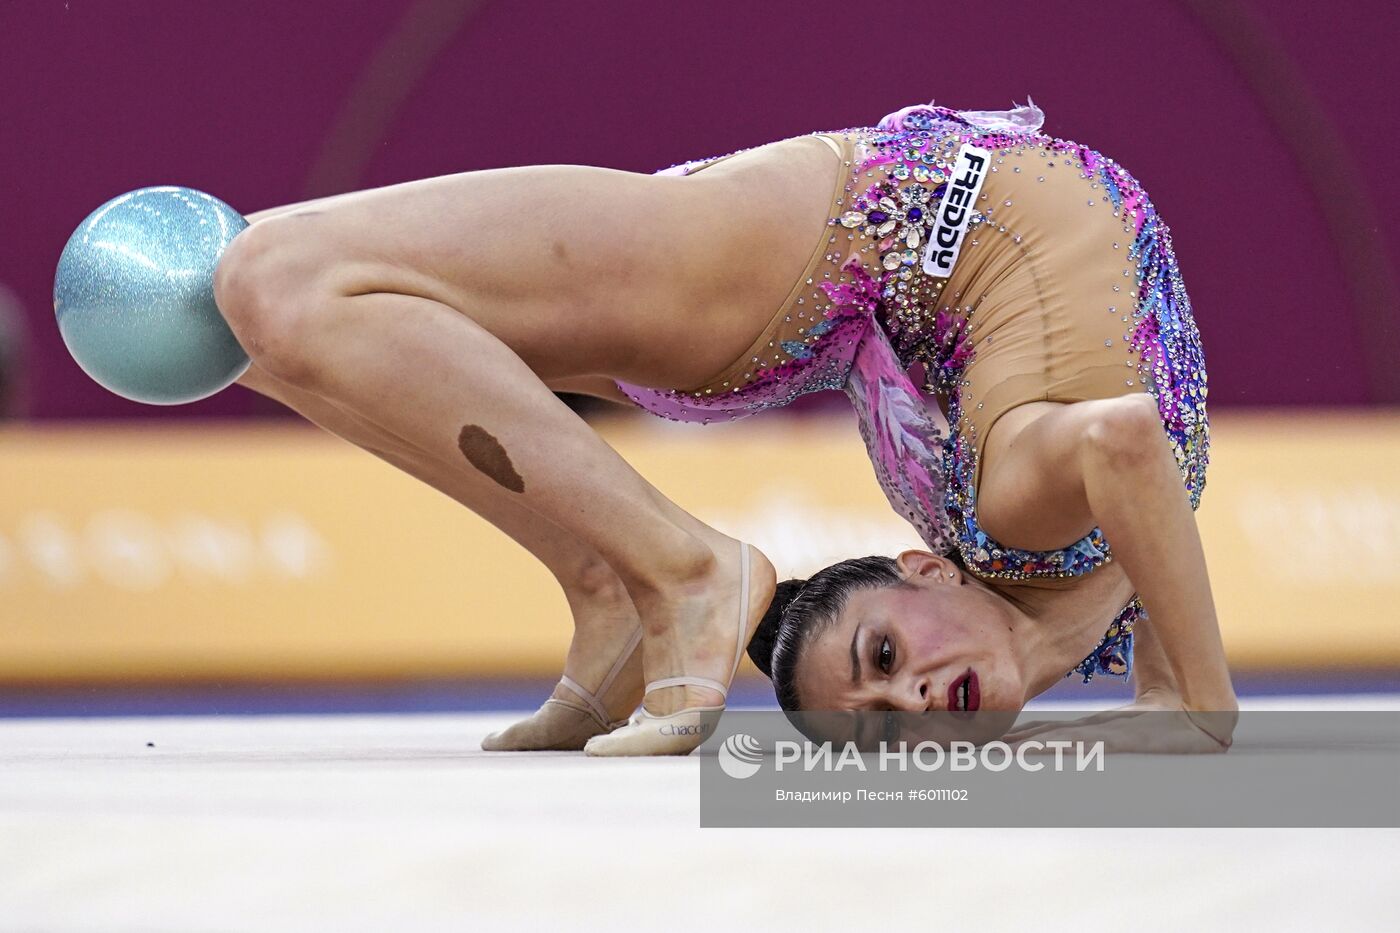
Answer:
[{"left": 792, "top": 552, "right": 1026, "bottom": 721}]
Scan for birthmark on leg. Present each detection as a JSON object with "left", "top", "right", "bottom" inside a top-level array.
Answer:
[{"left": 457, "top": 424, "right": 525, "bottom": 493}]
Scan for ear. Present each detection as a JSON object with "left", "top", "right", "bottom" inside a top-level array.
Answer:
[{"left": 895, "top": 549, "right": 963, "bottom": 586}]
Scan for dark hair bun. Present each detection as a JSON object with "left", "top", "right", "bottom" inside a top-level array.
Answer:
[{"left": 747, "top": 578, "right": 806, "bottom": 679}]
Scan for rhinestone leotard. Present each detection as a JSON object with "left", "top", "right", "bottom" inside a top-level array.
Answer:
[{"left": 616, "top": 100, "right": 1209, "bottom": 682}]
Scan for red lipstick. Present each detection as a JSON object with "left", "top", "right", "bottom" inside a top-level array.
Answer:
[{"left": 947, "top": 668, "right": 980, "bottom": 713}]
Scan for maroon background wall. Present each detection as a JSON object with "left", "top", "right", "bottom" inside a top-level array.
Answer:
[{"left": 1, "top": 0, "right": 1395, "bottom": 419}]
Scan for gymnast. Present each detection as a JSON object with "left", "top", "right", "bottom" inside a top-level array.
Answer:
[{"left": 206, "top": 98, "right": 1237, "bottom": 755}]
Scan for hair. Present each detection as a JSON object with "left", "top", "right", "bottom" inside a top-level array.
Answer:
[
  {"left": 747, "top": 555, "right": 904, "bottom": 711},
  {"left": 749, "top": 550, "right": 972, "bottom": 710}
]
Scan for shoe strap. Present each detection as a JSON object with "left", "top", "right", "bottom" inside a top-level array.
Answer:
[
  {"left": 543, "top": 697, "right": 627, "bottom": 731},
  {"left": 557, "top": 626, "right": 643, "bottom": 729},
  {"left": 555, "top": 681, "right": 610, "bottom": 730},
  {"left": 732, "top": 543, "right": 751, "bottom": 682},
  {"left": 633, "top": 704, "right": 725, "bottom": 723},
  {"left": 645, "top": 675, "right": 728, "bottom": 698},
  {"left": 597, "top": 626, "right": 642, "bottom": 698}
]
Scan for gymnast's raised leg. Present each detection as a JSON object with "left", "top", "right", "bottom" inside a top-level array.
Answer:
[
  {"left": 229, "top": 205, "right": 651, "bottom": 750},
  {"left": 209, "top": 146, "right": 835, "bottom": 753}
]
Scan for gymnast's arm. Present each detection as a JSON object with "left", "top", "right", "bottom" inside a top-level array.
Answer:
[
  {"left": 1127, "top": 613, "right": 1185, "bottom": 706},
  {"left": 977, "top": 393, "right": 1238, "bottom": 746}
]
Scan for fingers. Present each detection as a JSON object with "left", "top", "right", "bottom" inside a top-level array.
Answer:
[{"left": 1006, "top": 714, "right": 1228, "bottom": 755}]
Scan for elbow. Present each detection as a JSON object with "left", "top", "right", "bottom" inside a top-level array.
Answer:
[{"left": 1081, "top": 395, "right": 1165, "bottom": 472}]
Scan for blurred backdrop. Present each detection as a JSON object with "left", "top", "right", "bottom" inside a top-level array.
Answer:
[{"left": 1, "top": 0, "right": 1397, "bottom": 708}]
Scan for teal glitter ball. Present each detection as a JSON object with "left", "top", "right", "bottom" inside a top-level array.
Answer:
[{"left": 54, "top": 186, "right": 251, "bottom": 405}]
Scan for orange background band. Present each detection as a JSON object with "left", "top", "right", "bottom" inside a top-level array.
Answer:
[{"left": 1, "top": 412, "right": 1396, "bottom": 684}]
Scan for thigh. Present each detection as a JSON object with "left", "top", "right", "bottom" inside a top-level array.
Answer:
[
  {"left": 545, "top": 374, "right": 633, "bottom": 405},
  {"left": 243, "top": 191, "right": 368, "bottom": 226},
  {"left": 240, "top": 138, "right": 840, "bottom": 386}
]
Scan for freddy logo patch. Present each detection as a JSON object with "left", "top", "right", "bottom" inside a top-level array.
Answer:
[{"left": 921, "top": 143, "right": 991, "bottom": 277}]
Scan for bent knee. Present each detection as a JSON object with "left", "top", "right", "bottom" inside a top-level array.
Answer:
[
  {"left": 213, "top": 215, "right": 344, "bottom": 384},
  {"left": 1082, "top": 394, "right": 1165, "bottom": 468}
]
